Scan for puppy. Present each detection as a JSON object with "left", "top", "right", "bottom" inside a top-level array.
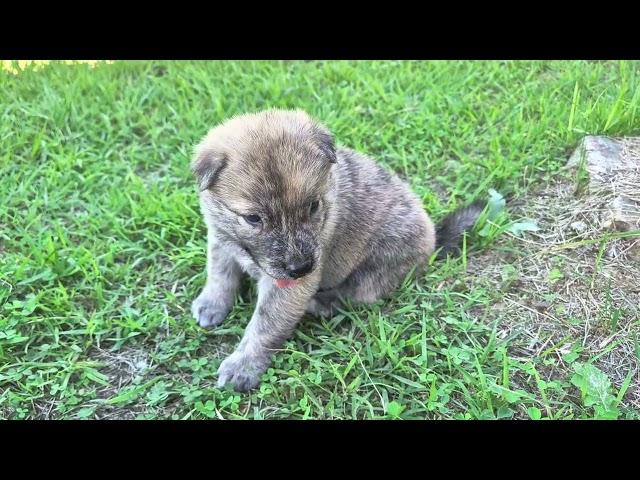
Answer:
[{"left": 190, "top": 109, "right": 483, "bottom": 392}]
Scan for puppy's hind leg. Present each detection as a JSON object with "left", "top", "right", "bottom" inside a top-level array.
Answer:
[
  {"left": 340, "top": 209, "right": 435, "bottom": 305},
  {"left": 338, "top": 255, "right": 426, "bottom": 306},
  {"left": 306, "top": 257, "right": 423, "bottom": 318}
]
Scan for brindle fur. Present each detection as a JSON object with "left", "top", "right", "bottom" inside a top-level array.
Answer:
[{"left": 190, "top": 109, "right": 479, "bottom": 392}]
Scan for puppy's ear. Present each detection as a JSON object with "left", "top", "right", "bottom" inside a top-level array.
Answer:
[
  {"left": 312, "top": 124, "right": 337, "bottom": 164},
  {"left": 191, "top": 146, "right": 227, "bottom": 191}
]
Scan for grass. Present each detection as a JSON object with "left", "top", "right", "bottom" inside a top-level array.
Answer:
[{"left": 1, "top": 60, "right": 639, "bottom": 419}]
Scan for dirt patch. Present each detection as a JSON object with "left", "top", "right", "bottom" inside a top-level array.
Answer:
[
  {"left": 468, "top": 136, "right": 640, "bottom": 411},
  {"left": 90, "top": 346, "right": 152, "bottom": 419}
]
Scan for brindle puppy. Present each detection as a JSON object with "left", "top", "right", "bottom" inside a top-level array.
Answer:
[{"left": 190, "top": 109, "right": 483, "bottom": 392}]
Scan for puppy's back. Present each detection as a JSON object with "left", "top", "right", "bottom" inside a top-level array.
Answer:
[{"left": 325, "top": 147, "right": 436, "bottom": 273}]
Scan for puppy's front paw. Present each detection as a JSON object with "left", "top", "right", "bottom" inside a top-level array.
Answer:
[
  {"left": 217, "top": 351, "right": 268, "bottom": 392},
  {"left": 191, "top": 292, "right": 229, "bottom": 328}
]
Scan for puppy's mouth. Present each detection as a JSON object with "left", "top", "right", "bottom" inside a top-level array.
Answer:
[
  {"left": 274, "top": 278, "right": 302, "bottom": 288},
  {"left": 239, "top": 243, "right": 315, "bottom": 288}
]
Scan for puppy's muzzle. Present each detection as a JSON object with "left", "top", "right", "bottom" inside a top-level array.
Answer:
[{"left": 284, "top": 258, "right": 314, "bottom": 279}]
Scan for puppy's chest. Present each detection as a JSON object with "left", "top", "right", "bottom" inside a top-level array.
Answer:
[{"left": 225, "top": 243, "right": 263, "bottom": 280}]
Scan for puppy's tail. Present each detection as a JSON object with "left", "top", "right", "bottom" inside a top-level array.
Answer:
[{"left": 435, "top": 200, "right": 487, "bottom": 259}]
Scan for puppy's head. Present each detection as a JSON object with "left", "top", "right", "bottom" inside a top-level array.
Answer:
[{"left": 192, "top": 109, "right": 337, "bottom": 286}]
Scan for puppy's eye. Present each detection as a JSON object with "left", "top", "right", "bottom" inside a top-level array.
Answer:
[
  {"left": 309, "top": 200, "right": 320, "bottom": 215},
  {"left": 243, "top": 214, "right": 262, "bottom": 226}
]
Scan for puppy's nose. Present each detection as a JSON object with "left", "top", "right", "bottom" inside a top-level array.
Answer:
[{"left": 285, "top": 259, "right": 314, "bottom": 278}]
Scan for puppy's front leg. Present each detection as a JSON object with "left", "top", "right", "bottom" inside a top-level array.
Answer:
[
  {"left": 217, "top": 273, "right": 319, "bottom": 392},
  {"left": 192, "top": 230, "right": 242, "bottom": 328}
]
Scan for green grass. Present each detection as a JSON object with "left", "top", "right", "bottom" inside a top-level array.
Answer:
[{"left": 1, "top": 60, "right": 639, "bottom": 419}]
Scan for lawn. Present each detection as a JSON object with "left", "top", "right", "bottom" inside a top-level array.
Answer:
[{"left": 1, "top": 60, "right": 639, "bottom": 419}]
